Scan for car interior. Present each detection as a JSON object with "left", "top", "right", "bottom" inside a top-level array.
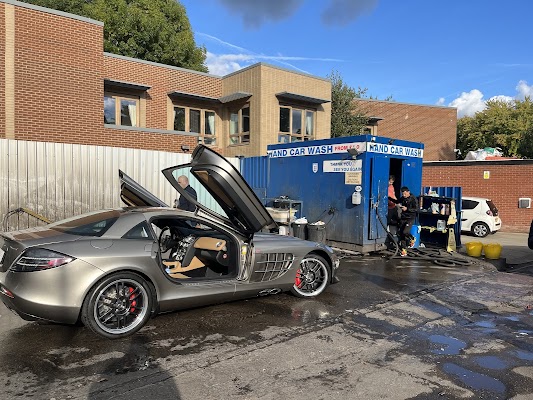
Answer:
[{"left": 150, "top": 217, "right": 236, "bottom": 280}]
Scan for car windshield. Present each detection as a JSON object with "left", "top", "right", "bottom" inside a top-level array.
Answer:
[{"left": 48, "top": 210, "right": 120, "bottom": 237}]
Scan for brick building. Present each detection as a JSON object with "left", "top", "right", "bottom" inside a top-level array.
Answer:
[
  {"left": 357, "top": 99, "right": 458, "bottom": 162},
  {"left": 1, "top": 0, "right": 332, "bottom": 157},
  {"left": 1, "top": 0, "right": 463, "bottom": 161}
]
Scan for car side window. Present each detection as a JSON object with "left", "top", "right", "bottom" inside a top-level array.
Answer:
[
  {"left": 123, "top": 221, "right": 153, "bottom": 239},
  {"left": 462, "top": 200, "right": 479, "bottom": 210}
]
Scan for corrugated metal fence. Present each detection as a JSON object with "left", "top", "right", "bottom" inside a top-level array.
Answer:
[{"left": 0, "top": 138, "right": 239, "bottom": 231}]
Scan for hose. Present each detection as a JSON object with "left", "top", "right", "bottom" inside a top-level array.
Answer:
[
  {"left": 374, "top": 203, "right": 471, "bottom": 266},
  {"left": 382, "top": 246, "right": 473, "bottom": 267},
  {"left": 2, "top": 207, "right": 51, "bottom": 231},
  {"left": 375, "top": 205, "right": 400, "bottom": 258}
]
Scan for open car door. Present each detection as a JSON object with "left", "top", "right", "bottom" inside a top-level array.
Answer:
[
  {"left": 119, "top": 170, "right": 168, "bottom": 207},
  {"left": 162, "top": 145, "right": 275, "bottom": 236}
]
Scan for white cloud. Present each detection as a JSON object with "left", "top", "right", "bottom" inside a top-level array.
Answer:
[
  {"left": 205, "top": 52, "right": 243, "bottom": 76},
  {"left": 448, "top": 89, "right": 487, "bottom": 118},
  {"left": 200, "top": 33, "right": 342, "bottom": 76},
  {"left": 489, "top": 94, "right": 514, "bottom": 103},
  {"left": 445, "top": 80, "right": 533, "bottom": 118},
  {"left": 516, "top": 80, "right": 533, "bottom": 99},
  {"left": 436, "top": 97, "right": 445, "bottom": 106}
]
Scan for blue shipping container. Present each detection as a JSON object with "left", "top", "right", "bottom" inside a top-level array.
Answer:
[{"left": 242, "top": 135, "right": 424, "bottom": 253}]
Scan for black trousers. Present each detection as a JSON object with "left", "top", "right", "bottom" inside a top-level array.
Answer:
[{"left": 398, "top": 217, "right": 415, "bottom": 249}]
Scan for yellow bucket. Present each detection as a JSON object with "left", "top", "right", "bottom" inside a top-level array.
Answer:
[
  {"left": 465, "top": 241, "right": 483, "bottom": 257},
  {"left": 483, "top": 243, "right": 502, "bottom": 260}
]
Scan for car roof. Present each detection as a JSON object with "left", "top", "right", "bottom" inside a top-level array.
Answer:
[{"left": 462, "top": 196, "right": 491, "bottom": 201}]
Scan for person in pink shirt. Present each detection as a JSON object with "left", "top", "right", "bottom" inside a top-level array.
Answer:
[{"left": 387, "top": 175, "right": 399, "bottom": 226}]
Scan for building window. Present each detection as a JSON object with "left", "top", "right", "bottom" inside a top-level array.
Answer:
[
  {"left": 173, "top": 106, "right": 217, "bottom": 145},
  {"left": 104, "top": 93, "right": 139, "bottom": 127},
  {"left": 174, "top": 107, "right": 185, "bottom": 131},
  {"left": 279, "top": 106, "right": 315, "bottom": 143},
  {"left": 190, "top": 109, "right": 201, "bottom": 133},
  {"left": 229, "top": 106, "right": 250, "bottom": 145},
  {"left": 204, "top": 111, "right": 216, "bottom": 145}
]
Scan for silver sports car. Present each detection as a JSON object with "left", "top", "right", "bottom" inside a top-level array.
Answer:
[{"left": 0, "top": 145, "right": 339, "bottom": 339}]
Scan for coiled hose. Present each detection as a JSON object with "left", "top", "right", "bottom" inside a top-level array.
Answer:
[{"left": 374, "top": 205, "right": 472, "bottom": 267}]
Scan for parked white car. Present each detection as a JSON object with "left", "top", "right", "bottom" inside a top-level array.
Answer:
[{"left": 461, "top": 196, "right": 502, "bottom": 237}]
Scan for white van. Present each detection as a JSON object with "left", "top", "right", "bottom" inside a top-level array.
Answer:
[{"left": 461, "top": 196, "right": 502, "bottom": 237}]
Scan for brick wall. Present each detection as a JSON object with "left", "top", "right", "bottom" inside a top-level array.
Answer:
[
  {"left": 357, "top": 99, "right": 457, "bottom": 161},
  {"left": 423, "top": 161, "right": 533, "bottom": 232},
  {"left": 4, "top": 3, "right": 210, "bottom": 153},
  {"left": 14, "top": 7, "right": 104, "bottom": 144},
  {"left": 104, "top": 55, "right": 222, "bottom": 131}
]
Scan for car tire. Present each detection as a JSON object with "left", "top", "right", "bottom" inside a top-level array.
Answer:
[
  {"left": 291, "top": 254, "right": 330, "bottom": 298},
  {"left": 472, "top": 222, "right": 490, "bottom": 238},
  {"left": 81, "top": 272, "right": 154, "bottom": 339}
]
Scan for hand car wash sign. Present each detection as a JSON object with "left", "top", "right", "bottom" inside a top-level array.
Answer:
[
  {"left": 267, "top": 142, "right": 366, "bottom": 158},
  {"left": 267, "top": 141, "right": 423, "bottom": 159}
]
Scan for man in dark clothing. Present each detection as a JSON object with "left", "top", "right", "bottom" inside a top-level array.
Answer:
[
  {"left": 176, "top": 175, "right": 197, "bottom": 212},
  {"left": 389, "top": 186, "right": 418, "bottom": 256},
  {"left": 529, "top": 220, "right": 533, "bottom": 250}
]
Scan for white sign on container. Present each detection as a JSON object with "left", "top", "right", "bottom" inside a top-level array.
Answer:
[{"left": 323, "top": 160, "right": 362, "bottom": 173}]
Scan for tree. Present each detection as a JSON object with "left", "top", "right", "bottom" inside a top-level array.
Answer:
[
  {"left": 22, "top": 0, "right": 208, "bottom": 72},
  {"left": 328, "top": 70, "right": 369, "bottom": 137},
  {"left": 456, "top": 97, "right": 533, "bottom": 158}
]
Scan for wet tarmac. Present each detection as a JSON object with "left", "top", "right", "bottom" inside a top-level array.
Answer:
[{"left": 0, "top": 252, "right": 532, "bottom": 399}]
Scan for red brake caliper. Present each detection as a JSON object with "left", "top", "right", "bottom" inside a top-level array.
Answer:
[
  {"left": 128, "top": 287, "right": 137, "bottom": 313},
  {"left": 295, "top": 269, "right": 302, "bottom": 287}
]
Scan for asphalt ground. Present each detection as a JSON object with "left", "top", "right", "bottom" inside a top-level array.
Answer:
[{"left": 0, "top": 232, "right": 532, "bottom": 399}]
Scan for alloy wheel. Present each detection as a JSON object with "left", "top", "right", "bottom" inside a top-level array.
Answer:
[
  {"left": 93, "top": 278, "right": 149, "bottom": 335},
  {"left": 292, "top": 255, "right": 329, "bottom": 297}
]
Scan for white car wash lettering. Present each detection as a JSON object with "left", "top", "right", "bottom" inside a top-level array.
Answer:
[
  {"left": 366, "top": 143, "right": 423, "bottom": 158},
  {"left": 267, "top": 142, "right": 365, "bottom": 158}
]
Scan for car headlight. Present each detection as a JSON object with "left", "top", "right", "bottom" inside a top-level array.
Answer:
[{"left": 11, "top": 248, "right": 76, "bottom": 272}]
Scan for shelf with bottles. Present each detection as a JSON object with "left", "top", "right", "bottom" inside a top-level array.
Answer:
[{"left": 418, "top": 195, "right": 456, "bottom": 216}]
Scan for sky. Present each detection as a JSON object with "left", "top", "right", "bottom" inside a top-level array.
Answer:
[{"left": 179, "top": 0, "right": 533, "bottom": 118}]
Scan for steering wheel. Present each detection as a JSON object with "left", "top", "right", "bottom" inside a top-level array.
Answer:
[{"left": 158, "top": 226, "right": 173, "bottom": 253}]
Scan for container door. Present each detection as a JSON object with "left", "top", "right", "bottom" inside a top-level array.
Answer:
[{"left": 368, "top": 158, "right": 388, "bottom": 240}]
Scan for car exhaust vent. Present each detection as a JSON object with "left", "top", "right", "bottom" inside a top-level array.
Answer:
[{"left": 253, "top": 253, "right": 294, "bottom": 282}]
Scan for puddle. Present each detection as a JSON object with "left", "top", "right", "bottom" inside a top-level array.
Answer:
[
  {"left": 474, "top": 355, "right": 508, "bottom": 370},
  {"left": 475, "top": 320, "right": 496, "bottom": 329},
  {"left": 504, "top": 315, "right": 520, "bottom": 322},
  {"left": 429, "top": 335, "right": 467, "bottom": 355},
  {"left": 443, "top": 363, "right": 506, "bottom": 394},
  {"left": 515, "top": 350, "right": 533, "bottom": 361}
]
